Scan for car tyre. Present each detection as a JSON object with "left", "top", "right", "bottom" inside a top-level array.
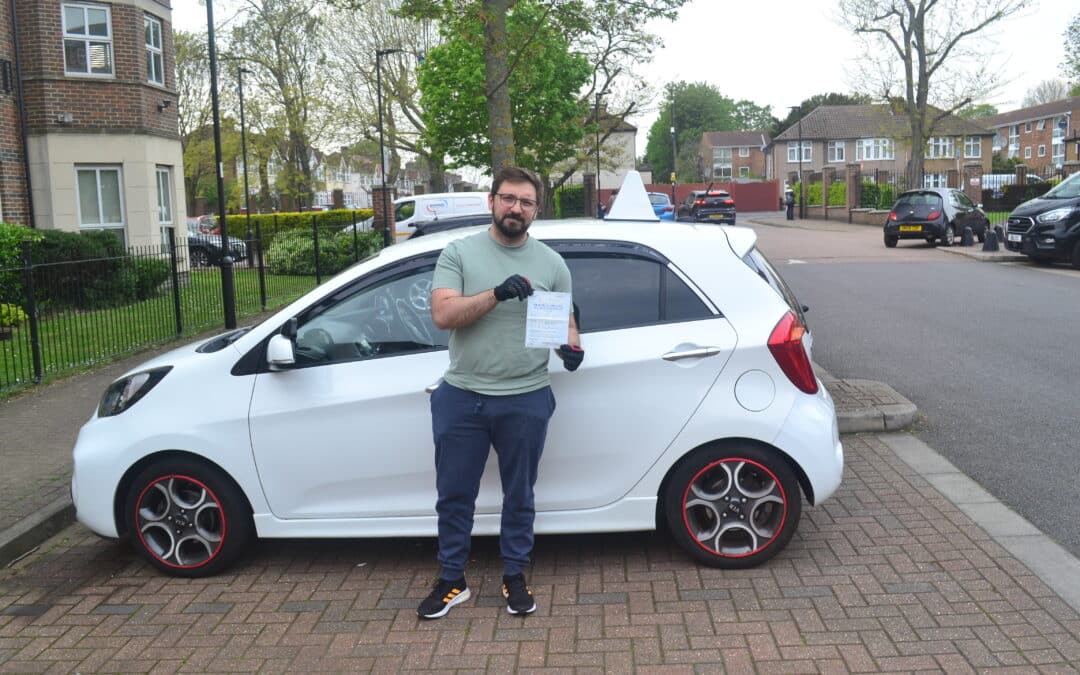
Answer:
[
  {"left": 663, "top": 443, "right": 801, "bottom": 569},
  {"left": 1071, "top": 241, "right": 1080, "bottom": 270},
  {"left": 926, "top": 236, "right": 938, "bottom": 247},
  {"left": 884, "top": 233, "right": 898, "bottom": 248},
  {"left": 190, "top": 247, "right": 210, "bottom": 268},
  {"left": 124, "top": 457, "right": 253, "bottom": 577},
  {"left": 940, "top": 224, "right": 954, "bottom": 247}
]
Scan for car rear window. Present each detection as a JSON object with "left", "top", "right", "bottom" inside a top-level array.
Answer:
[
  {"left": 894, "top": 192, "right": 943, "bottom": 214},
  {"left": 741, "top": 248, "right": 808, "bottom": 328}
]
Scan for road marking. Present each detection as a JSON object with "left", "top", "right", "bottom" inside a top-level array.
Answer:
[{"left": 787, "top": 259, "right": 807, "bottom": 264}]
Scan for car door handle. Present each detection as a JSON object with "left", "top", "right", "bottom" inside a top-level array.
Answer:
[
  {"left": 425, "top": 379, "right": 442, "bottom": 394},
  {"left": 662, "top": 346, "right": 721, "bottom": 361}
]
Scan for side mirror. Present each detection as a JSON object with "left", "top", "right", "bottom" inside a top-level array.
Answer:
[
  {"left": 267, "top": 334, "right": 296, "bottom": 370},
  {"left": 802, "top": 304, "right": 810, "bottom": 313},
  {"left": 280, "top": 317, "right": 297, "bottom": 340},
  {"left": 976, "top": 203, "right": 983, "bottom": 209}
]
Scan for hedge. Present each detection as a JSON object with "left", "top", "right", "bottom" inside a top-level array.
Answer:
[
  {"left": 553, "top": 185, "right": 585, "bottom": 218},
  {"left": 265, "top": 228, "right": 381, "bottom": 277},
  {"left": 219, "top": 209, "right": 375, "bottom": 249}
]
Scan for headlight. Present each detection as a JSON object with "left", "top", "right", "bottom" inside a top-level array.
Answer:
[
  {"left": 1035, "top": 208, "right": 1073, "bottom": 224},
  {"left": 98, "top": 367, "right": 172, "bottom": 417}
]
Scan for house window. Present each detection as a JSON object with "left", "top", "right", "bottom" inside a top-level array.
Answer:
[
  {"left": 1024, "top": 146, "right": 1032, "bottom": 159},
  {"left": 156, "top": 166, "right": 173, "bottom": 246},
  {"left": 63, "top": 3, "right": 113, "bottom": 75},
  {"left": 77, "top": 166, "right": 125, "bottom": 244},
  {"left": 926, "top": 137, "right": 955, "bottom": 159},
  {"left": 1038, "top": 145, "right": 1046, "bottom": 157},
  {"left": 855, "top": 138, "right": 894, "bottom": 161},
  {"left": 145, "top": 15, "right": 164, "bottom": 85},
  {"left": 964, "top": 136, "right": 981, "bottom": 158},
  {"left": 1036, "top": 119, "right": 1045, "bottom": 131},
  {"left": 1009, "top": 125, "right": 1019, "bottom": 158},
  {"left": 712, "top": 147, "right": 732, "bottom": 179},
  {"left": 923, "top": 173, "right": 947, "bottom": 188},
  {"left": 739, "top": 147, "right": 750, "bottom": 158},
  {"left": 1052, "top": 116, "right": 1066, "bottom": 166},
  {"left": 786, "top": 141, "right": 811, "bottom": 163},
  {"left": 827, "top": 141, "right": 845, "bottom": 162},
  {"left": 1024, "top": 122, "right": 1032, "bottom": 133},
  {"left": 739, "top": 166, "right": 750, "bottom": 177}
]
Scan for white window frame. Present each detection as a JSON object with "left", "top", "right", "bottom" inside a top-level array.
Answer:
[
  {"left": 1024, "top": 146, "right": 1032, "bottom": 159},
  {"left": 739, "top": 166, "right": 750, "bottom": 177},
  {"left": 1036, "top": 119, "right": 1046, "bottom": 131},
  {"left": 738, "top": 146, "right": 749, "bottom": 158},
  {"left": 1037, "top": 145, "right": 1046, "bottom": 157},
  {"left": 156, "top": 166, "right": 173, "bottom": 236},
  {"left": 62, "top": 2, "right": 114, "bottom": 76},
  {"left": 923, "top": 173, "right": 947, "bottom": 188},
  {"left": 145, "top": 15, "right": 164, "bottom": 85},
  {"left": 827, "top": 141, "right": 845, "bottom": 162},
  {"left": 712, "top": 147, "right": 733, "bottom": 179},
  {"left": 76, "top": 165, "right": 125, "bottom": 243},
  {"left": 1024, "top": 122, "right": 1032, "bottom": 133},
  {"left": 926, "top": 137, "right": 955, "bottom": 159},
  {"left": 855, "top": 138, "right": 894, "bottom": 161},
  {"left": 787, "top": 141, "right": 811, "bottom": 163},
  {"left": 964, "top": 136, "right": 981, "bottom": 159}
]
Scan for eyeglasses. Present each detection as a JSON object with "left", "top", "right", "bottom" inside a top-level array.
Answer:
[{"left": 494, "top": 193, "right": 538, "bottom": 210}]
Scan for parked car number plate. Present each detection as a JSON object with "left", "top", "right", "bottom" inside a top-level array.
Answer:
[
  {"left": 899, "top": 225, "right": 922, "bottom": 232},
  {"left": 1007, "top": 233, "right": 1022, "bottom": 242},
  {"left": 708, "top": 214, "right": 725, "bottom": 220}
]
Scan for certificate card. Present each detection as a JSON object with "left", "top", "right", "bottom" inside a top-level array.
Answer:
[{"left": 524, "top": 291, "right": 571, "bottom": 349}]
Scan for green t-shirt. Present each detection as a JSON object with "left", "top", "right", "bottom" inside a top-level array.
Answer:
[{"left": 432, "top": 230, "right": 572, "bottom": 395}]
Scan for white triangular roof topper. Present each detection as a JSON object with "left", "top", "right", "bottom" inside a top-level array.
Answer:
[{"left": 605, "top": 171, "right": 660, "bottom": 222}]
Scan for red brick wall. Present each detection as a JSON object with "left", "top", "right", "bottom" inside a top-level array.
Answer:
[
  {"left": 1, "top": 0, "right": 29, "bottom": 224},
  {"left": 15, "top": 0, "right": 179, "bottom": 138},
  {"left": 600, "top": 181, "right": 782, "bottom": 214}
]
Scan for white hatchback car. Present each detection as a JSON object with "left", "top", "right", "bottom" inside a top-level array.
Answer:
[{"left": 72, "top": 186, "right": 843, "bottom": 578}]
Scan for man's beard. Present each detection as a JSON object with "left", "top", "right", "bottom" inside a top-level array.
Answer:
[{"left": 493, "top": 212, "right": 530, "bottom": 239}]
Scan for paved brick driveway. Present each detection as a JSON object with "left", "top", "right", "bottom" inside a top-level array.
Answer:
[{"left": 2, "top": 434, "right": 1079, "bottom": 672}]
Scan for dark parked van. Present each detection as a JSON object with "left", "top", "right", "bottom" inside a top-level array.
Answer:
[{"left": 1004, "top": 172, "right": 1080, "bottom": 269}]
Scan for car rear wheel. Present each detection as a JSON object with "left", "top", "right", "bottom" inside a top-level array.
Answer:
[
  {"left": 926, "top": 236, "right": 938, "bottom": 247},
  {"left": 190, "top": 247, "right": 210, "bottom": 268},
  {"left": 940, "top": 224, "right": 954, "bottom": 247},
  {"left": 663, "top": 443, "right": 801, "bottom": 569},
  {"left": 1072, "top": 241, "right": 1080, "bottom": 270},
  {"left": 124, "top": 457, "right": 253, "bottom": 577},
  {"left": 884, "top": 233, "right": 898, "bottom": 248}
]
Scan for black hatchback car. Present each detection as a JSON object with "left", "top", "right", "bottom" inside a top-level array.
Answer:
[
  {"left": 1003, "top": 172, "right": 1080, "bottom": 269},
  {"left": 883, "top": 188, "right": 989, "bottom": 248},
  {"left": 676, "top": 190, "right": 736, "bottom": 224}
]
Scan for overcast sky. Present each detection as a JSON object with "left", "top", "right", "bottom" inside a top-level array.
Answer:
[{"left": 173, "top": 0, "right": 1075, "bottom": 156}]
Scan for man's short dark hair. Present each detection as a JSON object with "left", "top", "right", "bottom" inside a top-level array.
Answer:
[{"left": 491, "top": 166, "right": 543, "bottom": 204}]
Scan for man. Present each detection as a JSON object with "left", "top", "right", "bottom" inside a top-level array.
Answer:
[
  {"left": 784, "top": 188, "right": 795, "bottom": 220},
  {"left": 417, "top": 166, "right": 583, "bottom": 620}
]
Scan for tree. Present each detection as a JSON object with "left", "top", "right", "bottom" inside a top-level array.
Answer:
[
  {"left": 1063, "top": 13, "right": 1080, "bottom": 87},
  {"left": 229, "top": 0, "right": 336, "bottom": 208},
  {"left": 417, "top": 0, "right": 591, "bottom": 178},
  {"left": 838, "top": 0, "right": 1031, "bottom": 184},
  {"left": 1023, "top": 79, "right": 1069, "bottom": 106},
  {"left": 957, "top": 102, "right": 998, "bottom": 119},
  {"left": 644, "top": 82, "right": 740, "bottom": 183},
  {"left": 775, "top": 92, "right": 871, "bottom": 136},
  {"left": 401, "top": 0, "right": 688, "bottom": 171},
  {"left": 175, "top": 30, "right": 214, "bottom": 212}
]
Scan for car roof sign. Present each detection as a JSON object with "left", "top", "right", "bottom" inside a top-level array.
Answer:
[{"left": 605, "top": 171, "right": 660, "bottom": 222}]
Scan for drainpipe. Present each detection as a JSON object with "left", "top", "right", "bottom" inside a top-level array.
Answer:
[{"left": 8, "top": 0, "right": 36, "bottom": 228}]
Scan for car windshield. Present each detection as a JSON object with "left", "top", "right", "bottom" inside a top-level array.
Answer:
[
  {"left": 894, "top": 192, "right": 943, "bottom": 215},
  {"left": 648, "top": 194, "right": 670, "bottom": 206},
  {"left": 1041, "top": 173, "right": 1080, "bottom": 199}
]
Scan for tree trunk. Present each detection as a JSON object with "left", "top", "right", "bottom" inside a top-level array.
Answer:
[{"left": 483, "top": 0, "right": 515, "bottom": 170}]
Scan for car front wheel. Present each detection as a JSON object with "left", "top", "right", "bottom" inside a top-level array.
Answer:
[
  {"left": 664, "top": 443, "right": 801, "bottom": 569},
  {"left": 190, "top": 247, "right": 210, "bottom": 267},
  {"left": 124, "top": 457, "right": 253, "bottom": 577}
]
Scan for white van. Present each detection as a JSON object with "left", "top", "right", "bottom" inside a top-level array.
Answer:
[{"left": 394, "top": 191, "right": 491, "bottom": 240}]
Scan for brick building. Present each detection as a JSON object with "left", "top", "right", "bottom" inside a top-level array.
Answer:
[
  {"left": 698, "top": 130, "right": 770, "bottom": 181},
  {"left": 984, "top": 98, "right": 1080, "bottom": 174},
  {"left": 1, "top": 0, "right": 184, "bottom": 247}
]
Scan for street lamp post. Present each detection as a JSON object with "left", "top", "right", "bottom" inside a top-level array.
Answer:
[
  {"left": 797, "top": 115, "right": 804, "bottom": 219},
  {"left": 237, "top": 65, "right": 266, "bottom": 310},
  {"left": 595, "top": 93, "right": 602, "bottom": 217},
  {"left": 376, "top": 48, "right": 403, "bottom": 249},
  {"left": 670, "top": 96, "right": 677, "bottom": 204},
  {"left": 204, "top": 0, "right": 235, "bottom": 328}
]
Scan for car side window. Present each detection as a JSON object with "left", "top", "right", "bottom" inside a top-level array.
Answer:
[
  {"left": 955, "top": 192, "right": 974, "bottom": 209},
  {"left": 293, "top": 263, "right": 448, "bottom": 367},
  {"left": 563, "top": 255, "right": 711, "bottom": 332}
]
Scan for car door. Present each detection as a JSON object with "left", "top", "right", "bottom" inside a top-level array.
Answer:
[
  {"left": 248, "top": 254, "right": 451, "bottom": 519},
  {"left": 532, "top": 243, "right": 737, "bottom": 511}
]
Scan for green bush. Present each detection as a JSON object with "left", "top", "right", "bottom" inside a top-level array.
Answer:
[
  {"left": 0, "top": 302, "right": 27, "bottom": 327},
  {"left": 860, "top": 181, "right": 895, "bottom": 209},
  {"left": 828, "top": 181, "right": 846, "bottom": 206},
  {"left": 0, "top": 223, "right": 44, "bottom": 304},
  {"left": 807, "top": 182, "right": 824, "bottom": 206},
  {"left": 266, "top": 229, "right": 381, "bottom": 277},
  {"left": 222, "top": 209, "right": 374, "bottom": 250},
  {"left": 553, "top": 185, "right": 585, "bottom": 218}
]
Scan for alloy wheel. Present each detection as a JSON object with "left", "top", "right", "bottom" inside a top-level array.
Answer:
[{"left": 135, "top": 474, "right": 225, "bottom": 569}]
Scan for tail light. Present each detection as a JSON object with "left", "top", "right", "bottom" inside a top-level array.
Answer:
[
  {"left": 694, "top": 199, "right": 707, "bottom": 206},
  {"left": 662, "top": 206, "right": 673, "bottom": 212},
  {"left": 927, "top": 210, "right": 941, "bottom": 220},
  {"left": 888, "top": 212, "right": 897, "bottom": 221},
  {"left": 723, "top": 199, "right": 734, "bottom": 206},
  {"left": 767, "top": 311, "right": 818, "bottom": 394}
]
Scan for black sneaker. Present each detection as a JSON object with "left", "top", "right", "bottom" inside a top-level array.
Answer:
[
  {"left": 502, "top": 573, "right": 536, "bottom": 615},
  {"left": 417, "top": 577, "right": 470, "bottom": 619}
]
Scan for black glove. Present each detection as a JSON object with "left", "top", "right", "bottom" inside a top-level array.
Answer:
[
  {"left": 493, "top": 274, "right": 533, "bottom": 301},
  {"left": 555, "top": 344, "right": 584, "bottom": 372}
]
